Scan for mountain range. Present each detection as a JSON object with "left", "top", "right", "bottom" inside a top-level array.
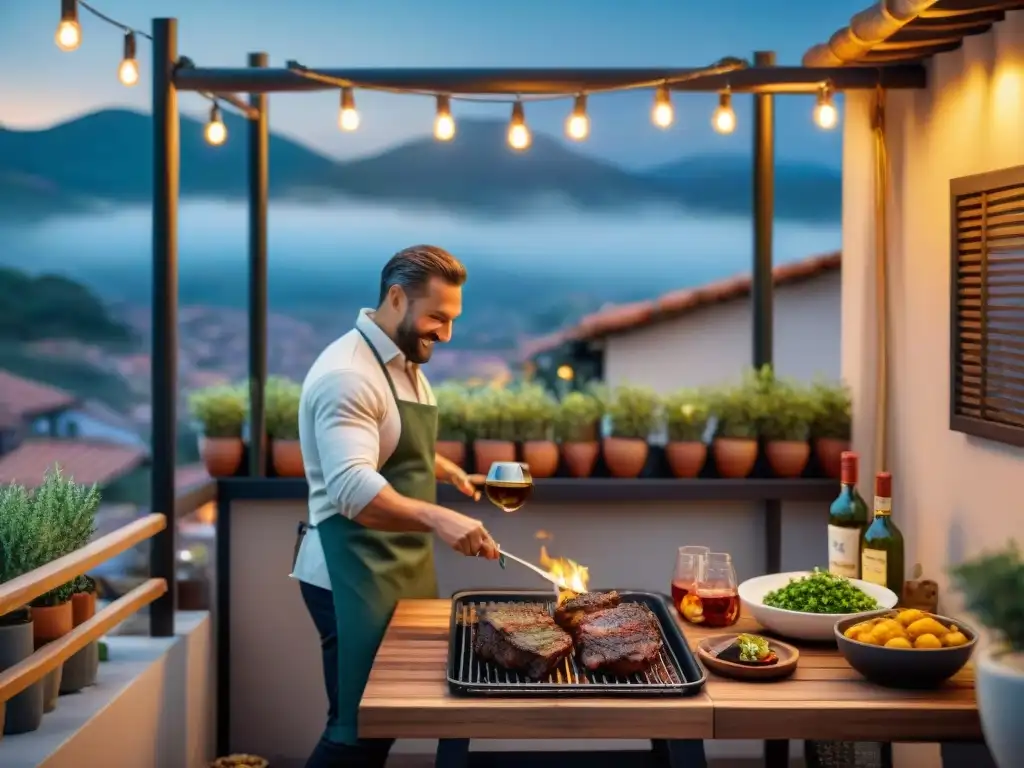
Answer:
[{"left": 0, "top": 108, "right": 841, "bottom": 222}]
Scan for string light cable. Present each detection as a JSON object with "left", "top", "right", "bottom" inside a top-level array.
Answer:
[{"left": 53, "top": 0, "right": 256, "bottom": 140}]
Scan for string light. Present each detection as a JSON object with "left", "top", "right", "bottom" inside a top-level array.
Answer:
[
  {"left": 55, "top": 0, "right": 82, "bottom": 51},
  {"left": 652, "top": 84, "right": 674, "bottom": 129},
  {"left": 814, "top": 83, "right": 838, "bottom": 130},
  {"left": 204, "top": 104, "right": 227, "bottom": 146},
  {"left": 434, "top": 95, "right": 455, "bottom": 141},
  {"left": 712, "top": 88, "right": 736, "bottom": 135},
  {"left": 565, "top": 94, "right": 590, "bottom": 141},
  {"left": 118, "top": 31, "right": 139, "bottom": 86},
  {"left": 507, "top": 101, "right": 531, "bottom": 151},
  {"left": 338, "top": 87, "right": 359, "bottom": 131}
]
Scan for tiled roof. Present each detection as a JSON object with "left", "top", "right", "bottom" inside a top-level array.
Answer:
[
  {"left": 523, "top": 251, "right": 841, "bottom": 358},
  {"left": 0, "top": 370, "right": 77, "bottom": 419},
  {"left": 0, "top": 439, "right": 148, "bottom": 489}
]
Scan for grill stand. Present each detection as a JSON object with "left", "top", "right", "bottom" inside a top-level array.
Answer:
[{"left": 435, "top": 738, "right": 708, "bottom": 768}]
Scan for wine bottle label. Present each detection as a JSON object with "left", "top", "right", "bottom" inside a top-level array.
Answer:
[
  {"left": 874, "top": 496, "right": 892, "bottom": 515},
  {"left": 828, "top": 524, "right": 861, "bottom": 578},
  {"left": 861, "top": 549, "right": 888, "bottom": 587}
]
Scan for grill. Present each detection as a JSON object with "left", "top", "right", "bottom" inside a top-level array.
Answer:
[{"left": 446, "top": 589, "right": 706, "bottom": 697}]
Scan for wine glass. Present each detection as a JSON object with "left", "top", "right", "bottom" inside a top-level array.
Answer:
[
  {"left": 484, "top": 462, "right": 533, "bottom": 513},
  {"left": 672, "top": 546, "right": 709, "bottom": 622},
  {"left": 695, "top": 552, "right": 740, "bottom": 628}
]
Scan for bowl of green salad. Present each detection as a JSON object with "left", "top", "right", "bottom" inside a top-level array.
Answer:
[{"left": 738, "top": 569, "right": 898, "bottom": 641}]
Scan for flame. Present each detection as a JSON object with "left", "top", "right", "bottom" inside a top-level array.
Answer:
[{"left": 539, "top": 545, "right": 590, "bottom": 602}]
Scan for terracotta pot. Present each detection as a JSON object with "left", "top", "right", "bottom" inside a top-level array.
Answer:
[
  {"left": 712, "top": 438, "right": 758, "bottom": 479},
  {"left": 271, "top": 439, "right": 304, "bottom": 477},
  {"left": 815, "top": 437, "right": 850, "bottom": 479},
  {"left": 61, "top": 592, "right": 99, "bottom": 694},
  {"left": 766, "top": 440, "right": 811, "bottom": 478},
  {"left": 665, "top": 441, "right": 708, "bottom": 479},
  {"left": 561, "top": 442, "right": 599, "bottom": 478},
  {"left": 522, "top": 440, "right": 559, "bottom": 478},
  {"left": 473, "top": 439, "right": 515, "bottom": 475},
  {"left": 436, "top": 440, "right": 466, "bottom": 469},
  {"left": 602, "top": 437, "right": 649, "bottom": 479},
  {"left": 31, "top": 601, "right": 72, "bottom": 712},
  {"left": 199, "top": 436, "right": 244, "bottom": 477}
]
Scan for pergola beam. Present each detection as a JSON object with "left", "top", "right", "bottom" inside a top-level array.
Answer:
[{"left": 173, "top": 64, "right": 926, "bottom": 95}]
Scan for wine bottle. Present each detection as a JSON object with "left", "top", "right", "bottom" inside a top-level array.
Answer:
[
  {"left": 828, "top": 451, "right": 869, "bottom": 578},
  {"left": 861, "top": 471, "right": 906, "bottom": 594}
]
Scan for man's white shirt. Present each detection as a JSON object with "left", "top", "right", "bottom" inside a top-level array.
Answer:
[{"left": 290, "top": 309, "right": 434, "bottom": 590}]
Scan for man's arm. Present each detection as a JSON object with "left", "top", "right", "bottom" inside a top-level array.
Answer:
[{"left": 310, "top": 371, "right": 496, "bottom": 555}]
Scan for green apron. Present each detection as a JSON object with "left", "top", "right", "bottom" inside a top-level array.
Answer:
[{"left": 316, "top": 327, "right": 438, "bottom": 745}]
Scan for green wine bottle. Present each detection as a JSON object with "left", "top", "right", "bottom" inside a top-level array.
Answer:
[
  {"left": 828, "top": 452, "right": 869, "bottom": 578},
  {"left": 861, "top": 471, "right": 905, "bottom": 596}
]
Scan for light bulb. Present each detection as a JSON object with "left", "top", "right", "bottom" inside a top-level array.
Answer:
[
  {"left": 814, "top": 84, "right": 838, "bottom": 130},
  {"left": 652, "top": 84, "right": 673, "bottom": 129},
  {"left": 338, "top": 87, "right": 359, "bottom": 131},
  {"left": 712, "top": 90, "right": 736, "bottom": 135},
  {"left": 508, "top": 102, "right": 531, "bottom": 151},
  {"left": 565, "top": 94, "right": 589, "bottom": 141},
  {"left": 205, "top": 105, "right": 227, "bottom": 146},
  {"left": 434, "top": 95, "right": 455, "bottom": 141},
  {"left": 55, "top": 0, "right": 81, "bottom": 52},
  {"left": 118, "top": 32, "right": 139, "bottom": 87}
]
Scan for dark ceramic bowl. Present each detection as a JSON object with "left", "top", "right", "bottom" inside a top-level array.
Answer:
[{"left": 834, "top": 609, "right": 978, "bottom": 689}]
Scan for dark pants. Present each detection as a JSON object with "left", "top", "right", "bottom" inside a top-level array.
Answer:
[{"left": 299, "top": 579, "right": 394, "bottom": 768}]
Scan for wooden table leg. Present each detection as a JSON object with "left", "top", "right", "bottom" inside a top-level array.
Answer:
[
  {"left": 651, "top": 739, "right": 707, "bottom": 768},
  {"left": 880, "top": 742, "right": 893, "bottom": 768},
  {"left": 764, "top": 739, "right": 789, "bottom": 768},
  {"left": 436, "top": 738, "right": 470, "bottom": 768}
]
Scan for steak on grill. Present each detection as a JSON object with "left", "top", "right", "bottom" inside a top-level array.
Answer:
[
  {"left": 473, "top": 604, "right": 573, "bottom": 680},
  {"left": 554, "top": 590, "right": 622, "bottom": 631},
  {"left": 575, "top": 602, "right": 663, "bottom": 676}
]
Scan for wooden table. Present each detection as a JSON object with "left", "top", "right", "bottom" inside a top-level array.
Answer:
[{"left": 360, "top": 600, "right": 982, "bottom": 768}]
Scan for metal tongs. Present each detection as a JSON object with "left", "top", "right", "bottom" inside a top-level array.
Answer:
[{"left": 497, "top": 548, "right": 564, "bottom": 589}]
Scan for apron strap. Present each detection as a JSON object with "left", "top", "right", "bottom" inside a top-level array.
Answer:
[{"left": 356, "top": 326, "right": 401, "bottom": 404}]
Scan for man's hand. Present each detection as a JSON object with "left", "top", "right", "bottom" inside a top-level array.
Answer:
[
  {"left": 436, "top": 454, "right": 483, "bottom": 501},
  {"left": 429, "top": 507, "right": 500, "bottom": 559}
]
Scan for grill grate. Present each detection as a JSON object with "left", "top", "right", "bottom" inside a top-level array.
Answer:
[{"left": 446, "top": 590, "right": 706, "bottom": 697}]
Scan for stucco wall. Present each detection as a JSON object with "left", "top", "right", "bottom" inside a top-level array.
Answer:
[
  {"left": 843, "top": 11, "right": 1024, "bottom": 607},
  {"left": 602, "top": 272, "right": 841, "bottom": 392},
  {"left": 842, "top": 13, "right": 1024, "bottom": 768}
]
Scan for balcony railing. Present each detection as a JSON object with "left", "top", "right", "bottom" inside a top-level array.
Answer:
[{"left": 0, "top": 513, "right": 168, "bottom": 721}]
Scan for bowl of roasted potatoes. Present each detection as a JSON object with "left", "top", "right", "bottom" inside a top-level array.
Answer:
[{"left": 834, "top": 608, "right": 977, "bottom": 688}]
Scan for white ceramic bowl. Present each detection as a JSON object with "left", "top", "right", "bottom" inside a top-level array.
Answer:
[{"left": 738, "top": 571, "right": 899, "bottom": 642}]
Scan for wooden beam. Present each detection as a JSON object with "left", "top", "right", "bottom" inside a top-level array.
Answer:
[
  {"left": 875, "top": 32, "right": 965, "bottom": 47},
  {"left": 923, "top": 0, "right": 1024, "bottom": 15},
  {"left": 862, "top": 41, "right": 964, "bottom": 60},
  {"left": 0, "top": 580, "right": 166, "bottom": 705},
  {"left": 911, "top": 10, "right": 1005, "bottom": 28},
  {"left": 173, "top": 65, "right": 927, "bottom": 95},
  {"left": 0, "top": 514, "right": 166, "bottom": 617},
  {"left": 888, "top": 24, "right": 992, "bottom": 42}
]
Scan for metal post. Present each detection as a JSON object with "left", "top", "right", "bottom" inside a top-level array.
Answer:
[
  {"left": 150, "top": 17, "right": 179, "bottom": 638},
  {"left": 752, "top": 50, "right": 775, "bottom": 371},
  {"left": 248, "top": 53, "right": 269, "bottom": 476}
]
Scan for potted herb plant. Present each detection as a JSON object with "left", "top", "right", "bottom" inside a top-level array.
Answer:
[
  {"left": 951, "top": 542, "right": 1024, "bottom": 768},
  {"left": 265, "top": 376, "right": 303, "bottom": 478},
  {"left": 755, "top": 367, "right": 815, "bottom": 478},
  {"left": 810, "top": 379, "right": 852, "bottom": 479},
  {"left": 708, "top": 378, "right": 761, "bottom": 479},
  {"left": 603, "top": 384, "right": 660, "bottom": 478},
  {"left": 57, "top": 477, "right": 99, "bottom": 694},
  {"left": 434, "top": 382, "right": 471, "bottom": 468},
  {"left": 188, "top": 383, "right": 248, "bottom": 477},
  {"left": 469, "top": 387, "right": 517, "bottom": 474},
  {"left": 662, "top": 388, "right": 710, "bottom": 478},
  {"left": 0, "top": 482, "right": 46, "bottom": 735},
  {"left": 554, "top": 390, "right": 603, "bottom": 478},
  {"left": 512, "top": 383, "right": 560, "bottom": 478}
]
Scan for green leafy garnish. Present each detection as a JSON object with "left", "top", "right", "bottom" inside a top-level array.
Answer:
[
  {"left": 736, "top": 633, "right": 770, "bottom": 662},
  {"left": 762, "top": 569, "right": 879, "bottom": 614}
]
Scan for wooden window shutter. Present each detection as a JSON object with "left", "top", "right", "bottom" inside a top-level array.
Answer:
[{"left": 949, "top": 165, "right": 1024, "bottom": 447}]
